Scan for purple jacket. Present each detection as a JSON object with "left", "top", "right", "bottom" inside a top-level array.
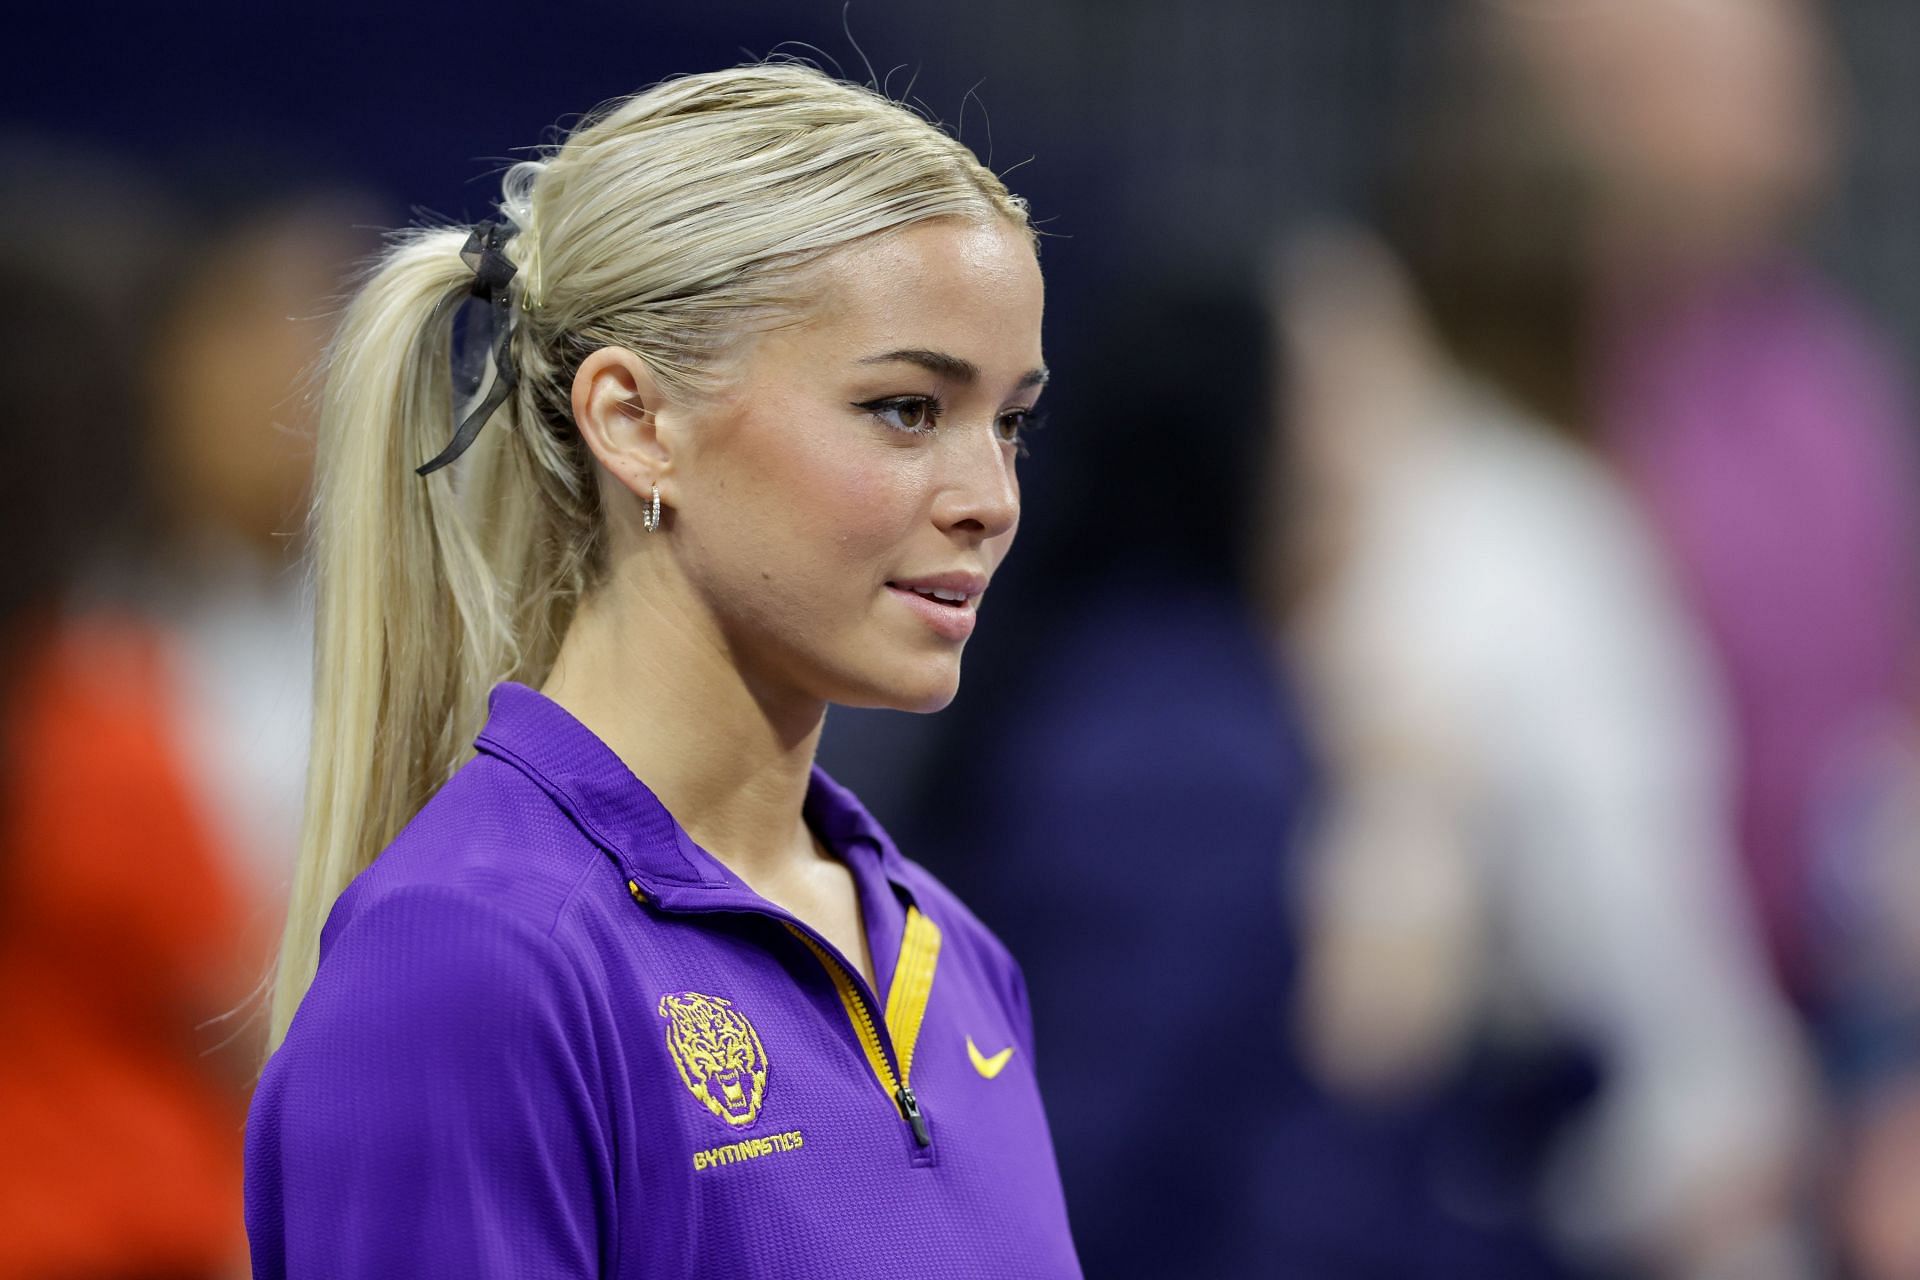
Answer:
[{"left": 244, "top": 682, "right": 1082, "bottom": 1278}]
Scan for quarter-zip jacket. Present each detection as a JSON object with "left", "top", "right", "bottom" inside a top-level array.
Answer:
[{"left": 244, "top": 682, "right": 1082, "bottom": 1279}]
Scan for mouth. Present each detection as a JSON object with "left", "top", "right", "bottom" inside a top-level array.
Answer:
[
  {"left": 886, "top": 582, "right": 975, "bottom": 609},
  {"left": 885, "top": 581, "right": 981, "bottom": 641}
]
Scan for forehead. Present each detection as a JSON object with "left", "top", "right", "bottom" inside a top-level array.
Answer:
[{"left": 789, "top": 218, "right": 1045, "bottom": 365}]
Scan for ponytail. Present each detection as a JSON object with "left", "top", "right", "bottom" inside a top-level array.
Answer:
[{"left": 267, "top": 229, "right": 522, "bottom": 1052}]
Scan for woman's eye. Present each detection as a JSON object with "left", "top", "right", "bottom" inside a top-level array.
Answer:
[
  {"left": 859, "top": 396, "right": 939, "bottom": 434},
  {"left": 997, "top": 408, "right": 1045, "bottom": 457}
]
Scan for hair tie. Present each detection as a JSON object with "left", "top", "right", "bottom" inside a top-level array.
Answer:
[{"left": 416, "top": 220, "right": 522, "bottom": 477}]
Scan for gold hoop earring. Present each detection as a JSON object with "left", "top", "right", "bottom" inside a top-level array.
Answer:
[{"left": 643, "top": 485, "right": 662, "bottom": 533}]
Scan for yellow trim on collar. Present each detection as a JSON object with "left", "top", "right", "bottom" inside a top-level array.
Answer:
[
  {"left": 884, "top": 907, "right": 942, "bottom": 1085},
  {"left": 786, "top": 906, "right": 942, "bottom": 1101},
  {"left": 788, "top": 924, "right": 897, "bottom": 1097}
]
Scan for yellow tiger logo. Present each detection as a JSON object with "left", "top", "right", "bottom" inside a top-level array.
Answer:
[{"left": 658, "top": 992, "right": 768, "bottom": 1128}]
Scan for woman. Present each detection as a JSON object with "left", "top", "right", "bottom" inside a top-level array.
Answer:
[
  {"left": 244, "top": 64, "right": 1078, "bottom": 1278},
  {"left": 1275, "top": 6, "right": 1813, "bottom": 1271}
]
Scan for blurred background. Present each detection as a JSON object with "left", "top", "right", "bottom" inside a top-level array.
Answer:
[{"left": 5, "top": 1, "right": 1919, "bottom": 1276}]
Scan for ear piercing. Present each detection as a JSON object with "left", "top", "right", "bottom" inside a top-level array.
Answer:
[{"left": 643, "top": 485, "right": 662, "bottom": 533}]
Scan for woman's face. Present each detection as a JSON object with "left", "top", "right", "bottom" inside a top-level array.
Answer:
[{"left": 664, "top": 216, "right": 1046, "bottom": 714}]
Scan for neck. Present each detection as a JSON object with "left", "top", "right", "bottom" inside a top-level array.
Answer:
[{"left": 539, "top": 557, "right": 828, "bottom": 886}]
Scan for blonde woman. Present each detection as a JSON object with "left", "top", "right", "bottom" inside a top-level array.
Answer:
[{"left": 243, "top": 64, "right": 1076, "bottom": 1278}]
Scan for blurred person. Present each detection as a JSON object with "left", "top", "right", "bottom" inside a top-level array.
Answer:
[
  {"left": 1521, "top": 0, "right": 1920, "bottom": 1018},
  {"left": 131, "top": 181, "right": 375, "bottom": 993},
  {"left": 0, "top": 145, "right": 257, "bottom": 1279},
  {"left": 907, "top": 274, "right": 1624, "bottom": 1278},
  {"left": 1279, "top": 225, "right": 1812, "bottom": 1280},
  {"left": 244, "top": 64, "right": 1080, "bottom": 1278},
  {"left": 1509, "top": 3, "right": 1920, "bottom": 1273},
  {"left": 1274, "top": 5, "right": 1819, "bottom": 1272}
]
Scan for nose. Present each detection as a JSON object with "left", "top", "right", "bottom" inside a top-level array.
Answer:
[{"left": 931, "top": 421, "right": 1020, "bottom": 541}]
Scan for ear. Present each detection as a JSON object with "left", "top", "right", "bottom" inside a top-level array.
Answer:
[{"left": 570, "top": 346, "right": 678, "bottom": 503}]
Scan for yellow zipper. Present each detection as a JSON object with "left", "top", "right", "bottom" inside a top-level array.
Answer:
[
  {"left": 786, "top": 906, "right": 942, "bottom": 1146},
  {"left": 883, "top": 908, "right": 940, "bottom": 1086}
]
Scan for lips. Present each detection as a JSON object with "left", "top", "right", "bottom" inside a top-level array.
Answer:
[
  {"left": 885, "top": 577, "right": 982, "bottom": 641},
  {"left": 897, "top": 585, "right": 969, "bottom": 608},
  {"left": 887, "top": 571, "right": 987, "bottom": 602}
]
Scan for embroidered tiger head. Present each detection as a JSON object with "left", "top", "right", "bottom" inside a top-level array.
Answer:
[{"left": 658, "top": 991, "right": 769, "bottom": 1127}]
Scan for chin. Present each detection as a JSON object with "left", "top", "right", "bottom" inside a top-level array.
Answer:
[
  {"left": 890, "top": 681, "right": 961, "bottom": 715},
  {"left": 830, "top": 657, "right": 963, "bottom": 714}
]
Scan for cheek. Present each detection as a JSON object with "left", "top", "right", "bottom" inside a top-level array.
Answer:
[
  {"left": 691, "top": 410, "right": 928, "bottom": 606},
  {"left": 820, "top": 461, "right": 929, "bottom": 562},
  {"left": 773, "top": 419, "right": 930, "bottom": 564}
]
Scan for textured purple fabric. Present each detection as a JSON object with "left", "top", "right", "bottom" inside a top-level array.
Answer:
[
  {"left": 244, "top": 683, "right": 1082, "bottom": 1278},
  {"left": 1598, "top": 258, "right": 1920, "bottom": 990}
]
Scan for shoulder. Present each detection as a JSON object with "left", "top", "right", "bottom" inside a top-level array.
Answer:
[
  {"left": 291, "top": 749, "right": 635, "bottom": 1068},
  {"left": 311, "top": 880, "right": 592, "bottom": 1023},
  {"left": 1382, "top": 388, "right": 1693, "bottom": 655},
  {"left": 325, "top": 750, "right": 617, "bottom": 953},
  {"left": 269, "top": 879, "right": 610, "bottom": 1131},
  {"left": 250, "top": 878, "right": 614, "bottom": 1275},
  {"left": 1442, "top": 392, "right": 1659, "bottom": 583},
  {"left": 1408, "top": 390, "right": 1729, "bottom": 759}
]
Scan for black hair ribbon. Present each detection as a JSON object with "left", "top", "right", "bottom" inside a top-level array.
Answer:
[{"left": 416, "top": 220, "right": 522, "bottom": 477}]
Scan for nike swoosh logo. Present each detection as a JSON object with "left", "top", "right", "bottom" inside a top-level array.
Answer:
[{"left": 966, "top": 1035, "right": 1015, "bottom": 1079}]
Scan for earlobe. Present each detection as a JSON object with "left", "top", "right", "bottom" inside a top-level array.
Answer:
[{"left": 571, "top": 345, "right": 672, "bottom": 501}]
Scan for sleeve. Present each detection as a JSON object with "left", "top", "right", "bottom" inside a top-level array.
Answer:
[{"left": 244, "top": 885, "right": 612, "bottom": 1280}]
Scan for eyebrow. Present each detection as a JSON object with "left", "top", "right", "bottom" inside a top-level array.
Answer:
[{"left": 859, "top": 348, "right": 1050, "bottom": 392}]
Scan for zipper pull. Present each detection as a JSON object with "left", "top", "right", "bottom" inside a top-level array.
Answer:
[{"left": 895, "top": 1084, "right": 932, "bottom": 1148}]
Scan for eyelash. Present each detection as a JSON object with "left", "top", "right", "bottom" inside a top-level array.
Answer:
[{"left": 854, "top": 395, "right": 1046, "bottom": 458}]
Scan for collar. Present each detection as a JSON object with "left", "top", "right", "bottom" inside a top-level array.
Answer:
[{"left": 471, "top": 681, "right": 914, "bottom": 910}]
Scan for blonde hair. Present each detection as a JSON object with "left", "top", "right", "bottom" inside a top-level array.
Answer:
[{"left": 267, "top": 63, "right": 1031, "bottom": 1053}]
